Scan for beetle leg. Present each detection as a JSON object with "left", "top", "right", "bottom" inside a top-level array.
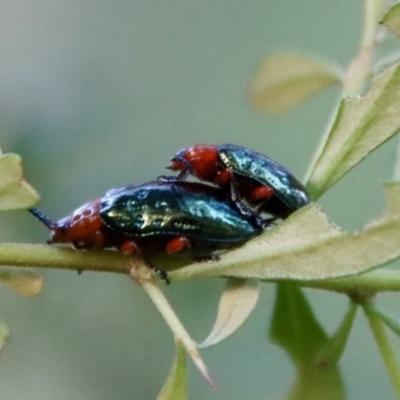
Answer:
[
  {"left": 120, "top": 240, "right": 141, "bottom": 255},
  {"left": 72, "top": 241, "right": 89, "bottom": 249},
  {"left": 165, "top": 236, "right": 192, "bottom": 254},
  {"left": 249, "top": 185, "right": 274, "bottom": 202},
  {"left": 260, "top": 217, "right": 277, "bottom": 229},
  {"left": 72, "top": 231, "right": 107, "bottom": 249},
  {"left": 177, "top": 168, "right": 190, "bottom": 181},
  {"left": 161, "top": 168, "right": 190, "bottom": 181},
  {"left": 152, "top": 267, "right": 170, "bottom": 284},
  {"left": 139, "top": 254, "right": 170, "bottom": 284},
  {"left": 225, "top": 171, "right": 242, "bottom": 203},
  {"left": 230, "top": 180, "right": 239, "bottom": 202},
  {"left": 216, "top": 167, "right": 233, "bottom": 187},
  {"left": 193, "top": 254, "right": 220, "bottom": 263},
  {"left": 216, "top": 168, "right": 241, "bottom": 202},
  {"left": 234, "top": 198, "right": 255, "bottom": 218},
  {"left": 253, "top": 199, "right": 268, "bottom": 214},
  {"left": 139, "top": 254, "right": 170, "bottom": 285},
  {"left": 92, "top": 231, "right": 107, "bottom": 248},
  {"left": 143, "top": 257, "right": 170, "bottom": 284},
  {"left": 157, "top": 175, "right": 180, "bottom": 182}
]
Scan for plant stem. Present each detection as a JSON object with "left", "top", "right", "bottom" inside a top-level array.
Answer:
[
  {"left": 4, "top": 244, "right": 400, "bottom": 295},
  {"left": 0, "top": 243, "right": 129, "bottom": 273},
  {"left": 315, "top": 301, "right": 358, "bottom": 367},
  {"left": 281, "top": 270, "right": 400, "bottom": 294},
  {"left": 0, "top": 243, "right": 185, "bottom": 276},
  {"left": 363, "top": 302, "right": 400, "bottom": 399}
]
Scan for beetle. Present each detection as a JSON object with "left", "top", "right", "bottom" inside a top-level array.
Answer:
[
  {"left": 99, "top": 181, "right": 263, "bottom": 253},
  {"left": 29, "top": 181, "right": 264, "bottom": 282},
  {"left": 167, "top": 144, "right": 310, "bottom": 219}
]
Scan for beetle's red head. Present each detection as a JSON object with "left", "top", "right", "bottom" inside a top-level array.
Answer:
[
  {"left": 29, "top": 198, "right": 106, "bottom": 249},
  {"left": 169, "top": 144, "right": 220, "bottom": 182}
]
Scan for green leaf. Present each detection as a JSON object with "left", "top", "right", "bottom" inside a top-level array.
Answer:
[
  {"left": 0, "top": 267, "right": 44, "bottom": 296},
  {"left": 198, "top": 278, "right": 260, "bottom": 348},
  {"left": 0, "top": 153, "right": 39, "bottom": 210},
  {"left": 306, "top": 60, "right": 400, "bottom": 199},
  {"left": 249, "top": 53, "right": 341, "bottom": 114},
  {"left": 270, "top": 284, "right": 327, "bottom": 363},
  {"left": 0, "top": 316, "right": 10, "bottom": 352},
  {"left": 157, "top": 340, "right": 187, "bottom": 400},
  {"left": 170, "top": 183, "right": 400, "bottom": 282},
  {"left": 381, "top": 3, "right": 400, "bottom": 38},
  {"left": 270, "top": 284, "right": 345, "bottom": 400}
]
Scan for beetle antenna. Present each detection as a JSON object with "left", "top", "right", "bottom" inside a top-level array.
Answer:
[{"left": 28, "top": 208, "right": 57, "bottom": 229}]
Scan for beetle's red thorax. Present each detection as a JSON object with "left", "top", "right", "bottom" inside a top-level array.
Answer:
[{"left": 180, "top": 145, "right": 220, "bottom": 182}]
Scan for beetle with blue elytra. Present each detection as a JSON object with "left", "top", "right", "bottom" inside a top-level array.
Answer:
[{"left": 29, "top": 180, "right": 265, "bottom": 282}]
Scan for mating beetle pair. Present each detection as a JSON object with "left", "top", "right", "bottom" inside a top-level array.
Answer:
[{"left": 29, "top": 144, "right": 309, "bottom": 282}]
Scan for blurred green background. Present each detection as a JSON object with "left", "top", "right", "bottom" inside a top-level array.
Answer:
[{"left": 0, "top": 1, "right": 399, "bottom": 399}]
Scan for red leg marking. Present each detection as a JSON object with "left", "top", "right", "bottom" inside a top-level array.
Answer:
[
  {"left": 120, "top": 240, "right": 140, "bottom": 255},
  {"left": 249, "top": 186, "right": 274, "bottom": 201},
  {"left": 92, "top": 231, "right": 107, "bottom": 248},
  {"left": 216, "top": 168, "right": 233, "bottom": 187},
  {"left": 165, "top": 236, "right": 191, "bottom": 254}
]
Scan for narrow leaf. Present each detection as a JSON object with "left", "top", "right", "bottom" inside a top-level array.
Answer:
[
  {"left": 199, "top": 278, "right": 260, "bottom": 348},
  {"left": 0, "top": 316, "right": 10, "bottom": 351},
  {"left": 270, "top": 284, "right": 346, "bottom": 400},
  {"left": 270, "top": 284, "right": 327, "bottom": 364},
  {"left": 170, "top": 183, "right": 400, "bottom": 282},
  {"left": 0, "top": 153, "right": 39, "bottom": 210},
  {"left": 306, "top": 60, "right": 400, "bottom": 199},
  {"left": 381, "top": 3, "right": 400, "bottom": 38},
  {"left": 249, "top": 53, "right": 341, "bottom": 114},
  {"left": 157, "top": 340, "right": 187, "bottom": 400},
  {"left": 0, "top": 267, "right": 44, "bottom": 296}
]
